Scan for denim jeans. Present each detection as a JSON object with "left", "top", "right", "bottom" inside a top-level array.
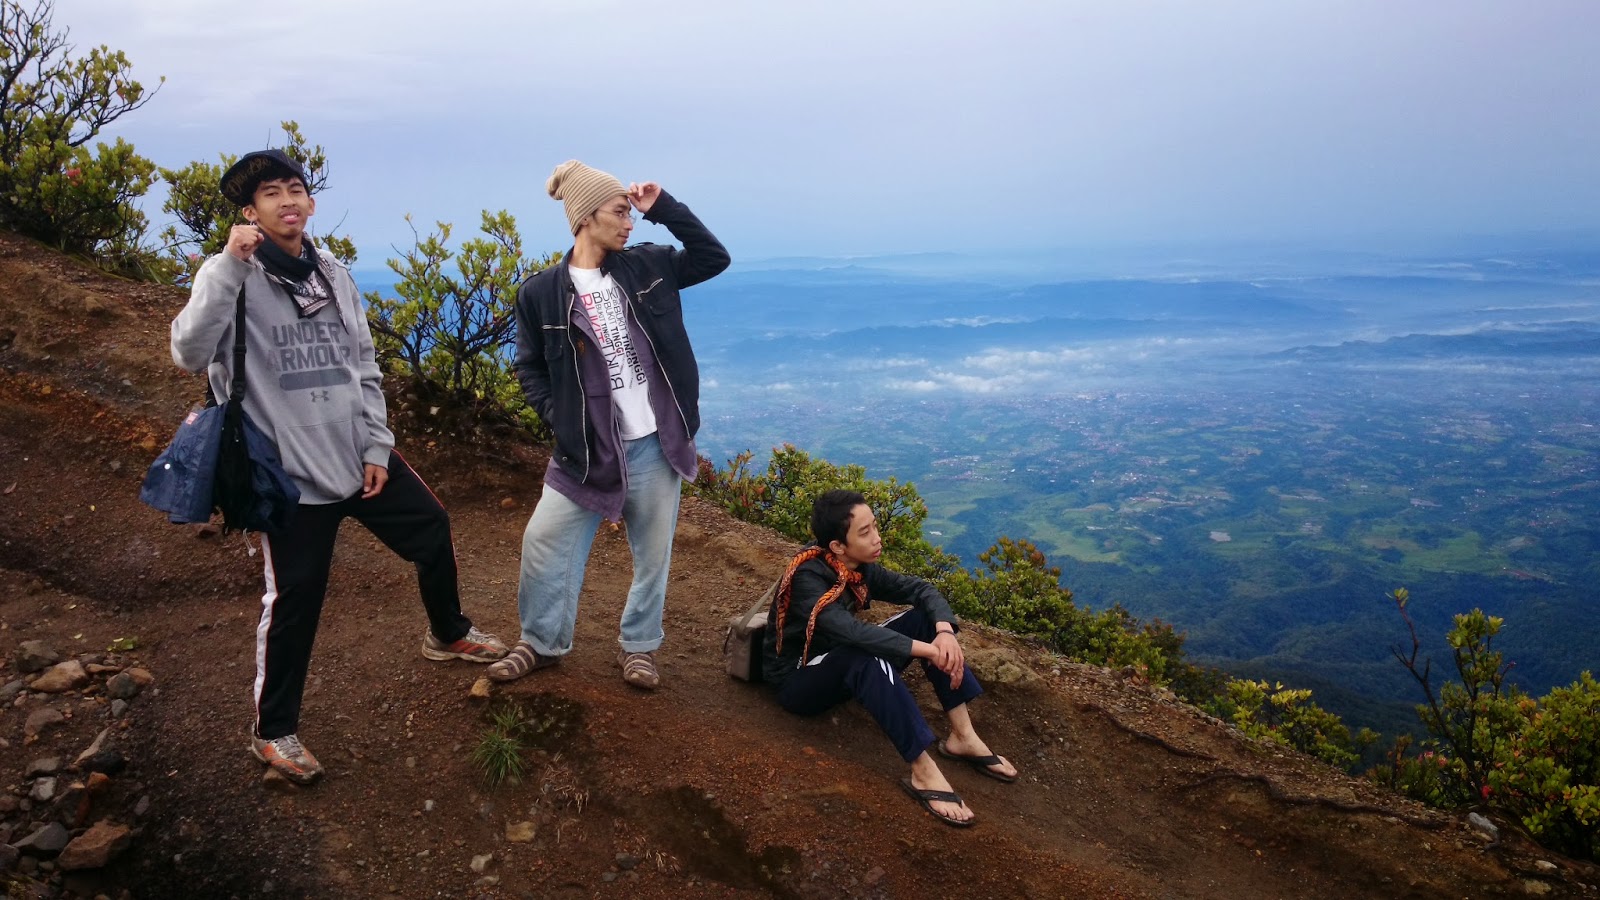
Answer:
[{"left": 516, "top": 433, "right": 681, "bottom": 656}]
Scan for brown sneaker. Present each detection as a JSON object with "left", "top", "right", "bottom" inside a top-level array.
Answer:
[{"left": 618, "top": 650, "right": 660, "bottom": 691}]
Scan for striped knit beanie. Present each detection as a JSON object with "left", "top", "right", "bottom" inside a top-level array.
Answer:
[{"left": 547, "top": 160, "right": 627, "bottom": 235}]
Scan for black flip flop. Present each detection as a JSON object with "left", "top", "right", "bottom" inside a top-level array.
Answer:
[
  {"left": 899, "top": 778, "right": 976, "bottom": 828},
  {"left": 937, "top": 740, "right": 1019, "bottom": 783}
]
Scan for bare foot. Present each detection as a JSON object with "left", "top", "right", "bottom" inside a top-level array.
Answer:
[
  {"left": 908, "top": 755, "right": 975, "bottom": 823},
  {"left": 941, "top": 732, "right": 1019, "bottom": 780}
]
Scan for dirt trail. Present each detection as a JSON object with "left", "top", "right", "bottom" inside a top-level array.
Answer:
[{"left": 0, "top": 231, "right": 1592, "bottom": 898}]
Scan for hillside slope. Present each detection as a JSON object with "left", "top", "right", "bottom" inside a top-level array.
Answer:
[{"left": 0, "top": 232, "right": 1592, "bottom": 898}]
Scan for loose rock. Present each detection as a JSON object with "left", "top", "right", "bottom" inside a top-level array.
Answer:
[
  {"left": 30, "top": 776, "right": 57, "bottom": 803},
  {"left": 105, "top": 673, "right": 141, "bottom": 701},
  {"left": 470, "top": 677, "right": 492, "bottom": 700},
  {"left": 16, "top": 640, "right": 62, "bottom": 674},
  {"left": 14, "top": 821, "right": 71, "bottom": 856},
  {"left": 470, "top": 853, "right": 493, "bottom": 873},
  {"left": 262, "top": 769, "right": 299, "bottom": 793},
  {"left": 505, "top": 821, "right": 536, "bottom": 843},
  {"left": 0, "top": 678, "right": 24, "bottom": 701},
  {"left": 72, "top": 728, "right": 112, "bottom": 768},
  {"left": 124, "top": 668, "right": 155, "bottom": 687},
  {"left": 111, "top": 699, "right": 129, "bottom": 717},
  {"left": 81, "top": 749, "right": 127, "bottom": 776},
  {"left": 26, "top": 756, "right": 62, "bottom": 777},
  {"left": 30, "top": 659, "right": 89, "bottom": 693},
  {"left": 1468, "top": 812, "right": 1499, "bottom": 842},
  {"left": 58, "top": 821, "right": 133, "bottom": 870},
  {"left": 25, "top": 706, "right": 67, "bottom": 739}
]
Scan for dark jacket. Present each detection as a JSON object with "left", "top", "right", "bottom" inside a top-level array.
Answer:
[
  {"left": 512, "top": 190, "right": 729, "bottom": 502},
  {"left": 761, "top": 553, "right": 960, "bottom": 687}
]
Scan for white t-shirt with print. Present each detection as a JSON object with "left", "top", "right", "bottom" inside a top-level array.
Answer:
[{"left": 569, "top": 266, "right": 658, "bottom": 440}]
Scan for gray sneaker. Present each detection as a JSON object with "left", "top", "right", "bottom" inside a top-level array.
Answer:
[
  {"left": 422, "top": 626, "right": 509, "bottom": 662},
  {"left": 250, "top": 732, "right": 323, "bottom": 784}
]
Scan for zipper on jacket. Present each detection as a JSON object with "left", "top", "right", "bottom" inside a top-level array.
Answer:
[
  {"left": 563, "top": 280, "right": 590, "bottom": 481},
  {"left": 627, "top": 277, "right": 693, "bottom": 439}
]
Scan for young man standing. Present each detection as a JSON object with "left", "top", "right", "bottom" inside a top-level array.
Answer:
[
  {"left": 490, "top": 161, "right": 729, "bottom": 688},
  {"left": 170, "top": 149, "right": 507, "bottom": 784},
  {"left": 763, "top": 489, "right": 1018, "bottom": 827}
]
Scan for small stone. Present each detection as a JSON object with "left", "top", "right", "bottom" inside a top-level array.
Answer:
[
  {"left": 405, "top": 757, "right": 416, "bottom": 769},
  {"left": 25, "top": 706, "right": 66, "bottom": 738},
  {"left": 52, "top": 782, "right": 91, "bottom": 828},
  {"left": 26, "top": 757, "right": 63, "bottom": 777},
  {"left": 31, "top": 777, "right": 58, "bottom": 803},
  {"left": 16, "top": 640, "right": 62, "bottom": 674},
  {"left": 601, "top": 872, "right": 618, "bottom": 883},
  {"left": 262, "top": 769, "right": 299, "bottom": 793},
  {"left": 58, "top": 821, "right": 133, "bottom": 870},
  {"left": 470, "top": 853, "right": 493, "bottom": 873},
  {"left": 105, "top": 673, "right": 141, "bottom": 701},
  {"left": 864, "top": 866, "right": 885, "bottom": 886},
  {"left": 423, "top": 800, "right": 435, "bottom": 813},
  {"left": 615, "top": 853, "right": 640, "bottom": 871},
  {"left": 15, "top": 821, "right": 71, "bottom": 856},
  {"left": 1534, "top": 860, "right": 1558, "bottom": 873},
  {"left": 0, "top": 794, "right": 19, "bottom": 814},
  {"left": 124, "top": 669, "right": 155, "bottom": 687},
  {"left": 133, "top": 795, "right": 151, "bottom": 819},
  {"left": 30, "top": 660, "right": 89, "bottom": 693},
  {"left": 111, "top": 699, "right": 128, "bottom": 717},
  {"left": 476, "top": 875, "right": 500, "bottom": 887},
  {"left": 85, "top": 664, "right": 121, "bottom": 676},
  {"left": 469, "top": 677, "right": 491, "bottom": 700},
  {"left": 1468, "top": 812, "right": 1499, "bottom": 842},
  {"left": 499, "top": 497, "right": 519, "bottom": 509},
  {"left": 1521, "top": 879, "right": 1553, "bottom": 896},
  {"left": 1, "top": 679, "right": 27, "bottom": 701},
  {"left": 505, "top": 821, "right": 536, "bottom": 843},
  {"left": 72, "top": 727, "right": 112, "bottom": 767},
  {"left": 87, "top": 772, "right": 112, "bottom": 795},
  {"left": 81, "top": 749, "right": 127, "bottom": 776}
]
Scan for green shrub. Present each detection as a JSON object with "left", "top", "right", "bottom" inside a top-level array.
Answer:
[
  {"left": 1382, "top": 589, "right": 1600, "bottom": 861},
  {"left": 0, "top": 0, "right": 165, "bottom": 272},
  {"left": 365, "top": 210, "right": 559, "bottom": 436},
  {"left": 1206, "top": 678, "right": 1369, "bottom": 769}
]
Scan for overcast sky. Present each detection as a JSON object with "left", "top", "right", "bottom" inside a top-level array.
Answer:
[{"left": 59, "top": 0, "right": 1600, "bottom": 265}]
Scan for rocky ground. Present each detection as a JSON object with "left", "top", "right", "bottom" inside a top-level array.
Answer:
[{"left": 2, "top": 230, "right": 1598, "bottom": 898}]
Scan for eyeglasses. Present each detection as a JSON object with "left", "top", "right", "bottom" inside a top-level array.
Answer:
[{"left": 604, "top": 207, "right": 637, "bottom": 224}]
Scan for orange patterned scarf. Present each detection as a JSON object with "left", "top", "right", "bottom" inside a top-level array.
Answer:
[{"left": 772, "top": 547, "right": 869, "bottom": 665}]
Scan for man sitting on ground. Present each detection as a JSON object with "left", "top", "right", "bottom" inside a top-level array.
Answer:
[{"left": 761, "top": 489, "right": 1017, "bottom": 827}]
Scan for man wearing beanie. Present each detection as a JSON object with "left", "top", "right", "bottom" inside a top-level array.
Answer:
[
  {"left": 491, "top": 161, "right": 730, "bottom": 688},
  {"left": 170, "top": 148, "right": 508, "bottom": 785}
]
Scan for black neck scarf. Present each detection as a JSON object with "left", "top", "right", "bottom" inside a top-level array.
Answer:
[{"left": 254, "top": 236, "right": 334, "bottom": 319}]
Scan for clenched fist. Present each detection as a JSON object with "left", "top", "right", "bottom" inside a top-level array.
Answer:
[{"left": 226, "top": 224, "right": 265, "bottom": 261}]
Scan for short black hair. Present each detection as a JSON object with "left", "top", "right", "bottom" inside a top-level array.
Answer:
[{"left": 812, "top": 489, "right": 867, "bottom": 549}]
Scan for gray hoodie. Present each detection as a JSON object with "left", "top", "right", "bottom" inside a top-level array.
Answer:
[{"left": 170, "top": 251, "right": 394, "bottom": 505}]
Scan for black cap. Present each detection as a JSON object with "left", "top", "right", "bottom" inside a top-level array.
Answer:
[{"left": 219, "top": 149, "right": 308, "bottom": 207}]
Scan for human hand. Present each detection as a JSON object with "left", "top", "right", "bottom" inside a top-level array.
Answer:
[
  {"left": 627, "top": 182, "right": 660, "bottom": 214},
  {"left": 226, "top": 224, "right": 265, "bottom": 261},
  {"left": 933, "top": 631, "right": 964, "bottom": 688},
  {"left": 362, "top": 464, "right": 389, "bottom": 499}
]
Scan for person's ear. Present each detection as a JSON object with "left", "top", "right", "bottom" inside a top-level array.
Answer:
[
  {"left": 242, "top": 204, "right": 258, "bottom": 224},
  {"left": 828, "top": 538, "right": 848, "bottom": 556}
]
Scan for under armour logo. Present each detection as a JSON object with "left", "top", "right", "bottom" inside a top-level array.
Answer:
[{"left": 310, "top": 390, "right": 331, "bottom": 402}]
